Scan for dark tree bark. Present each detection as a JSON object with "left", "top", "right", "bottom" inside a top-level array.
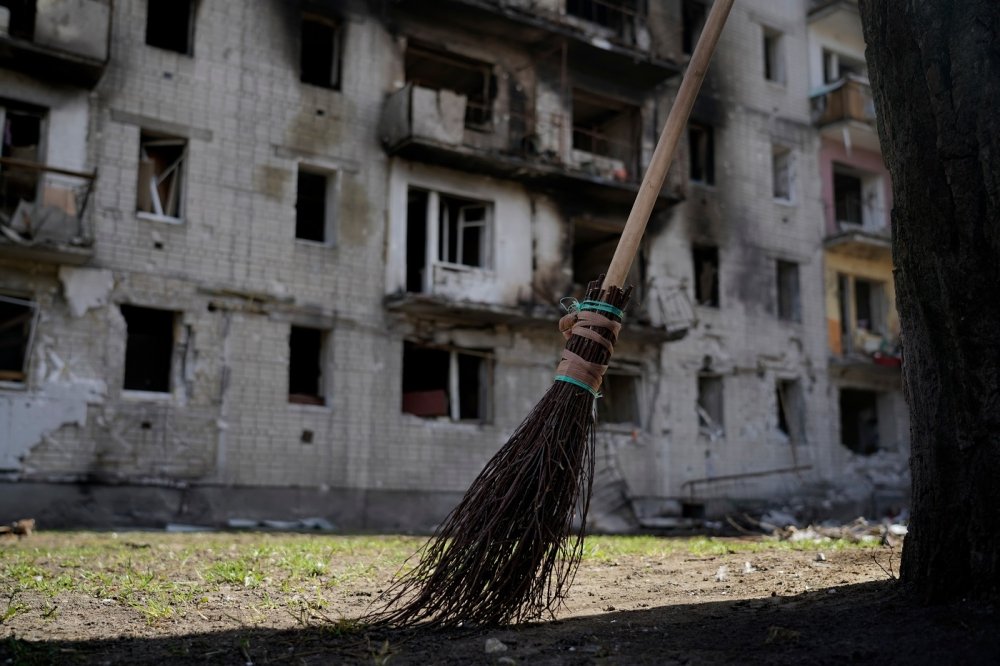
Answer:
[{"left": 858, "top": 1, "right": 1000, "bottom": 602}]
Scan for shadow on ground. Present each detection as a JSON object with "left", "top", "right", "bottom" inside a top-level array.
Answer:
[{"left": 4, "top": 581, "right": 998, "bottom": 665}]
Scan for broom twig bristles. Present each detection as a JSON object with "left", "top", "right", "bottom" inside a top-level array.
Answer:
[{"left": 366, "top": 279, "right": 630, "bottom": 628}]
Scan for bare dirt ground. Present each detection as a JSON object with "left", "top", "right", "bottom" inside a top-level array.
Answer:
[{"left": 1, "top": 532, "right": 998, "bottom": 664}]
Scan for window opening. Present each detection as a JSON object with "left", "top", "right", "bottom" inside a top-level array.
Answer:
[
  {"left": 854, "top": 278, "right": 885, "bottom": 336},
  {"left": 833, "top": 169, "right": 863, "bottom": 226},
  {"left": 295, "top": 167, "right": 331, "bottom": 243},
  {"left": 682, "top": 0, "right": 706, "bottom": 55},
  {"left": 300, "top": 13, "right": 342, "bottom": 90},
  {"left": 840, "top": 388, "right": 879, "bottom": 455},
  {"left": 688, "top": 122, "right": 715, "bottom": 185},
  {"left": 776, "top": 378, "right": 805, "bottom": 443},
  {"left": 692, "top": 245, "right": 720, "bottom": 308},
  {"left": 571, "top": 89, "right": 639, "bottom": 167},
  {"left": 406, "top": 188, "right": 429, "bottom": 292},
  {"left": 441, "top": 198, "right": 488, "bottom": 268},
  {"left": 145, "top": 0, "right": 194, "bottom": 55},
  {"left": 122, "top": 305, "right": 175, "bottom": 393},
  {"left": 772, "top": 145, "right": 793, "bottom": 201},
  {"left": 823, "top": 49, "right": 867, "bottom": 84},
  {"left": 137, "top": 131, "right": 186, "bottom": 219},
  {"left": 402, "top": 341, "right": 491, "bottom": 422},
  {"left": 573, "top": 219, "right": 644, "bottom": 308},
  {"left": 0, "top": 106, "right": 43, "bottom": 220},
  {"left": 598, "top": 369, "right": 641, "bottom": 426},
  {"left": 565, "top": 0, "right": 640, "bottom": 40},
  {"left": 0, "top": 0, "right": 37, "bottom": 40},
  {"left": 0, "top": 294, "right": 35, "bottom": 383},
  {"left": 697, "top": 374, "right": 724, "bottom": 437},
  {"left": 763, "top": 28, "right": 785, "bottom": 84},
  {"left": 289, "top": 325, "right": 326, "bottom": 405},
  {"left": 405, "top": 44, "right": 496, "bottom": 128},
  {"left": 776, "top": 260, "right": 801, "bottom": 322}
]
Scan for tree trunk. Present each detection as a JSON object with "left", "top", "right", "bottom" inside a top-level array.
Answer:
[{"left": 858, "top": 1, "right": 1000, "bottom": 602}]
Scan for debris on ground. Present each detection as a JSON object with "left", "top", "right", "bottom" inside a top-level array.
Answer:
[
  {"left": 0, "top": 518, "right": 35, "bottom": 538},
  {"left": 729, "top": 513, "right": 908, "bottom": 545},
  {"left": 484, "top": 638, "right": 508, "bottom": 654}
]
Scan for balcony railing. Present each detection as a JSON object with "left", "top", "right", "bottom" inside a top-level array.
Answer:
[
  {"left": 0, "top": 0, "right": 111, "bottom": 87},
  {"left": 811, "top": 77, "right": 876, "bottom": 127},
  {"left": 0, "top": 157, "right": 96, "bottom": 264},
  {"left": 379, "top": 83, "right": 683, "bottom": 205}
]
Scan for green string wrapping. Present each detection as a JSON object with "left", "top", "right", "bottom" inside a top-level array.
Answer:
[{"left": 552, "top": 298, "right": 625, "bottom": 397}]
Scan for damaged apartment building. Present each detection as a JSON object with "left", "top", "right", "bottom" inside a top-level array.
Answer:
[{"left": 0, "top": 0, "right": 908, "bottom": 529}]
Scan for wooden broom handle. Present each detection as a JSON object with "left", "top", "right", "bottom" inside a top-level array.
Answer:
[{"left": 603, "top": 0, "right": 735, "bottom": 289}]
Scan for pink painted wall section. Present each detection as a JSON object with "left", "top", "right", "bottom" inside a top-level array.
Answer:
[{"left": 818, "top": 137, "right": 893, "bottom": 236}]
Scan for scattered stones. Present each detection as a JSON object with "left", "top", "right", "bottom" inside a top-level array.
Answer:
[
  {"left": 715, "top": 566, "right": 728, "bottom": 582},
  {"left": 484, "top": 638, "right": 508, "bottom": 654},
  {"left": 816, "top": 552, "right": 827, "bottom": 562}
]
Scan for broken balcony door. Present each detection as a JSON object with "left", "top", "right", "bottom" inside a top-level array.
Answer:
[{"left": 0, "top": 107, "right": 42, "bottom": 223}]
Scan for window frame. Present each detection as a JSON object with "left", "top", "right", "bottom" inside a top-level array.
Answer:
[
  {"left": 762, "top": 27, "right": 785, "bottom": 85},
  {"left": 688, "top": 121, "right": 715, "bottom": 186},
  {"left": 288, "top": 324, "right": 330, "bottom": 407},
  {"left": 294, "top": 164, "right": 339, "bottom": 246},
  {"left": 300, "top": 12, "right": 343, "bottom": 91},
  {"left": 144, "top": 0, "right": 196, "bottom": 56},
  {"left": 401, "top": 341, "right": 493, "bottom": 424},
  {"left": 136, "top": 130, "right": 188, "bottom": 224},
  {"left": 121, "top": 304, "right": 178, "bottom": 396},
  {"left": 776, "top": 259, "right": 802, "bottom": 323},
  {"left": 0, "top": 294, "right": 39, "bottom": 387},
  {"left": 771, "top": 144, "right": 794, "bottom": 202}
]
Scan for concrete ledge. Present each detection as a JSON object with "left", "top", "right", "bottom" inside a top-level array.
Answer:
[{"left": 0, "top": 482, "right": 463, "bottom": 533}]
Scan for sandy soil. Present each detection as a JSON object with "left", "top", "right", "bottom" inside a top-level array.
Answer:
[{"left": 2, "top": 534, "right": 998, "bottom": 665}]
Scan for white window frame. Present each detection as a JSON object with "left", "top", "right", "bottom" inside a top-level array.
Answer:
[
  {"left": 772, "top": 144, "right": 795, "bottom": 203},
  {"left": 136, "top": 132, "right": 187, "bottom": 224},
  {"left": 763, "top": 27, "right": 786, "bottom": 85}
]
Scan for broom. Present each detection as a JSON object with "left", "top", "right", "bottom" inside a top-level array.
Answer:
[{"left": 369, "top": 0, "right": 735, "bottom": 628}]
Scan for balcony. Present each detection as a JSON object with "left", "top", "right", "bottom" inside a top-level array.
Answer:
[
  {"left": 0, "top": 158, "right": 95, "bottom": 264},
  {"left": 0, "top": 0, "right": 111, "bottom": 87},
  {"left": 387, "top": 0, "right": 680, "bottom": 87},
  {"left": 811, "top": 77, "right": 880, "bottom": 152},
  {"left": 379, "top": 83, "right": 683, "bottom": 207}
]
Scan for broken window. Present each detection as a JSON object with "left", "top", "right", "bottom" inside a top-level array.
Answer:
[
  {"left": 406, "top": 187, "right": 493, "bottom": 291},
  {"left": 405, "top": 44, "right": 496, "bottom": 127},
  {"left": 823, "top": 49, "right": 867, "bottom": 84},
  {"left": 137, "top": 131, "right": 186, "bottom": 220},
  {"left": 776, "top": 378, "right": 805, "bottom": 444},
  {"left": 0, "top": 104, "right": 44, "bottom": 220},
  {"left": 854, "top": 278, "right": 886, "bottom": 336},
  {"left": 572, "top": 89, "right": 639, "bottom": 168},
  {"left": 772, "top": 145, "right": 793, "bottom": 201},
  {"left": 295, "top": 166, "right": 335, "bottom": 244},
  {"left": 288, "top": 325, "right": 327, "bottom": 406},
  {"left": 692, "top": 245, "right": 720, "bottom": 308},
  {"left": 840, "top": 388, "right": 879, "bottom": 455},
  {"left": 300, "top": 12, "right": 342, "bottom": 90},
  {"left": 0, "top": 295, "right": 36, "bottom": 383},
  {"left": 776, "top": 259, "right": 801, "bottom": 323},
  {"left": 697, "top": 374, "right": 724, "bottom": 437},
  {"left": 122, "top": 305, "right": 175, "bottom": 393},
  {"left": 688, "top": 122, "right": 715, "bottom": 185},
  {"left": 833, "top": 169, "right": 863, "bottom": 226},
  {"left": 0, "top": 0, "right": 37, "bottom": 40},
  {"left": 145, "top": 0, "right": 194, "bottom": 55},
  {"left": 401, "top": 341, "right": 492, "bottom": 423},
  {"left": 573, "top": 219, "right": 644, "bottom": 304},
  {"left": 566, "top": 0, "right": 640, "bottom": 39},
  {"left": 598, "top": 369, "right": 641, "bottom": 427},
  {"left": 763, "top": 28, "right": 785, "bottom": 84},
  {"left": 682, "top": 0, "right": 707, "bottom": 55}
]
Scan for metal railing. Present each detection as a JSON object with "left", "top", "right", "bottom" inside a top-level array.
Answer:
[{"left": 0, "top": 157, "right": 96, "bottom": 245}]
